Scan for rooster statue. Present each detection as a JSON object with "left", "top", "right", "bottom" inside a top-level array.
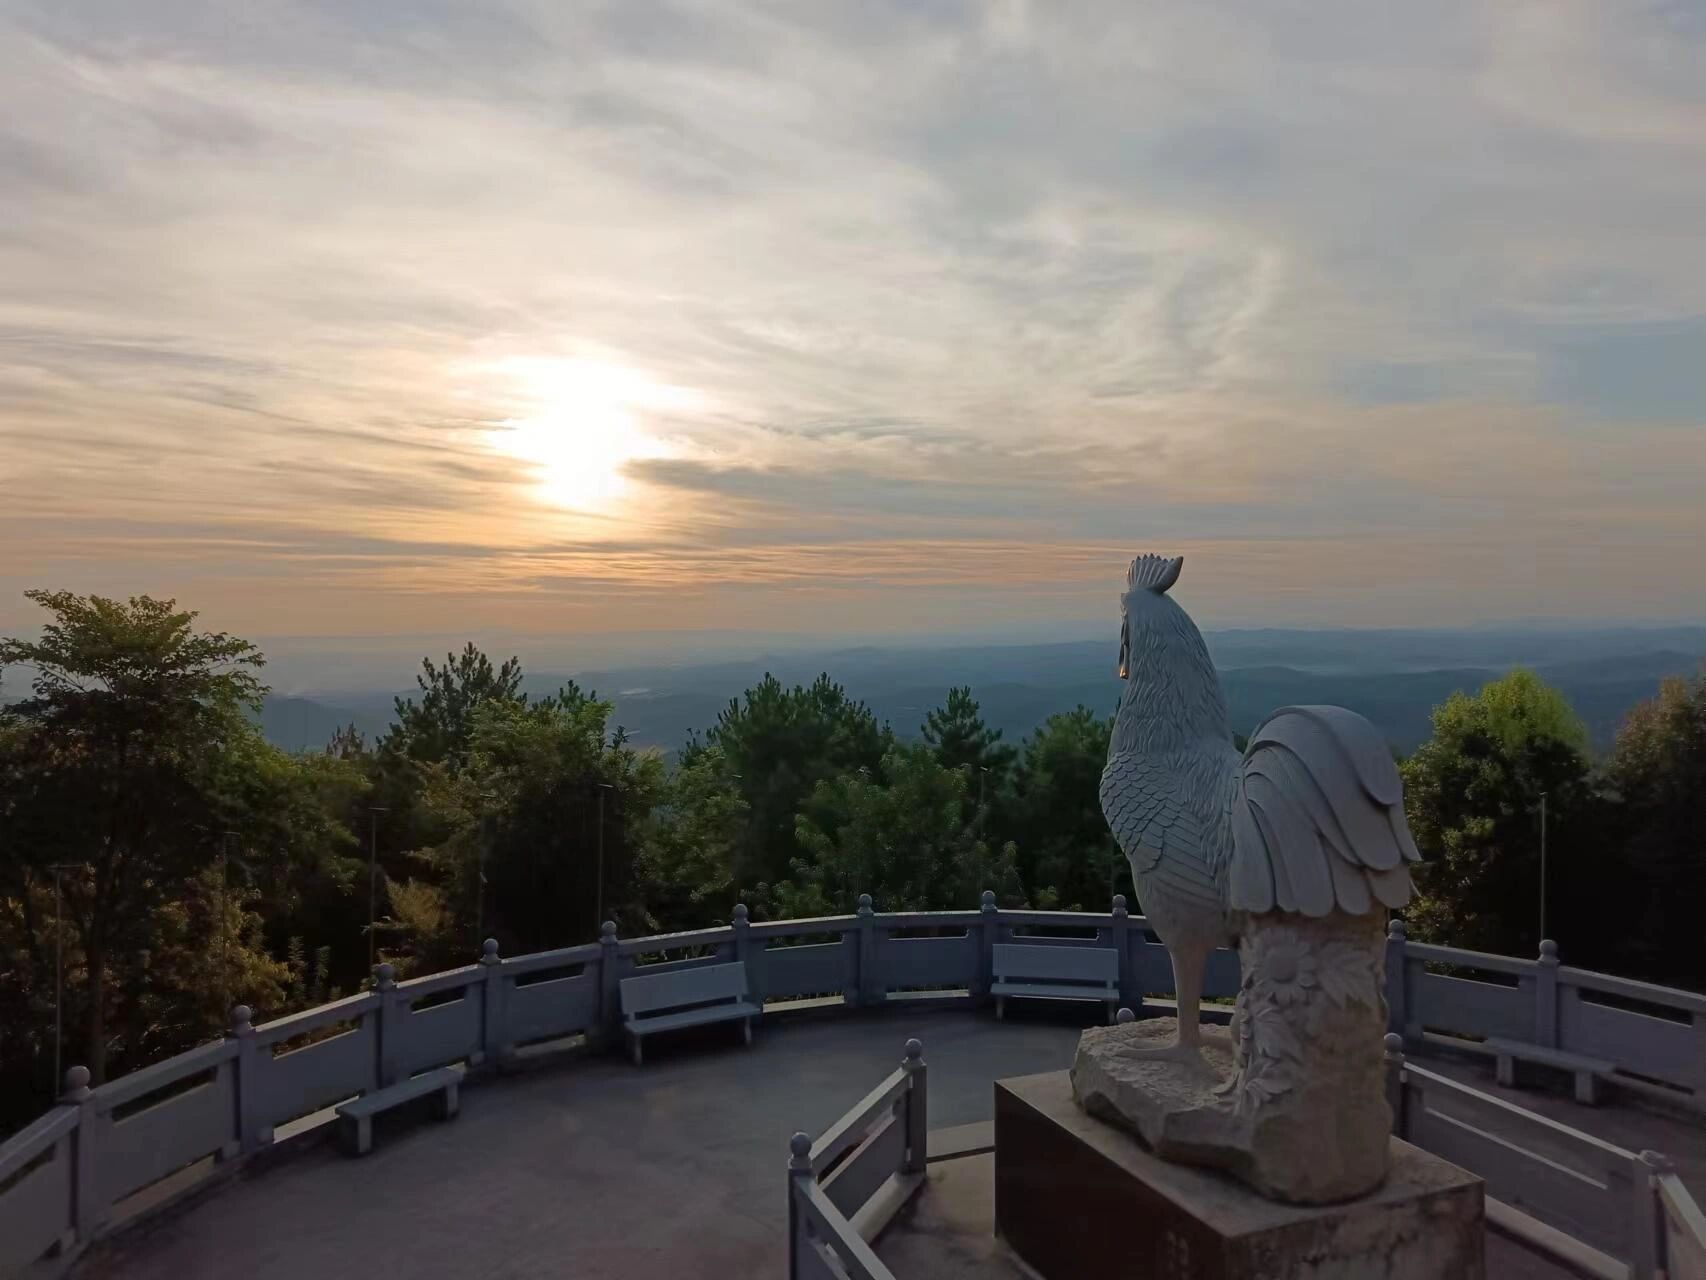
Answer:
[{"left": 1080, "top": 553, "right": 1423, "bottom": 1203}]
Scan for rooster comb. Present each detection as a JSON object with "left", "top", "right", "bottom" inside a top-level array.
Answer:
[{"left": 1126, "top": 553, "right": 1183, "bottom": 595}]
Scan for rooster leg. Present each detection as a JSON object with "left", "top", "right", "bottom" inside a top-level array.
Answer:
[{"left": 1120, "top": 939, "right": 1212, "bottom": 1060}]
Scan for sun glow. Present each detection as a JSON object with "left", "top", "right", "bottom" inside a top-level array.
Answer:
[{"left": 484, "top": 358, "right": 691, "bottom": 511}]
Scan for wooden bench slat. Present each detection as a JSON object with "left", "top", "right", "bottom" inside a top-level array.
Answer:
[
  {"left": 626, "top": 1001, "right": 760, "bottom": 1036},
  {"left": 989, "top": 989, "right": 1119, "bottom": 1010},
  {"left": 992, "top": 943, "right": 1118, "bottom": 983},
  {"left": 620, "top": 961, "right": 749, "bottom": 1014},
  {"left": 620, "top": 961, "right": 757, "bottom": 1065},
  {"left": 1484, "top": 1039, "right": 1615, "bottom": 1073},
  {"left": 334, "top": 1067, "right": 460, "bottom": 1156}
]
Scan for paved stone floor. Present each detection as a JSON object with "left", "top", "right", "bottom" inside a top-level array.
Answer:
[
  {"left": 75, "top": 1003, "right": 1704, "bottom": 1280},
  {"left": 79, "top": 1003, "right": 1089, "bottom": 1280}
]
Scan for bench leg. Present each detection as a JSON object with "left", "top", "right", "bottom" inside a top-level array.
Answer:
[
  {"left": 1575, "top": 1072, "right": 1599, "bottom": 1106},
  {"left": 441, "top": 1082, "right": 460, "bottom": 1121},
  {"left": 356, "top": 1115, "right": 373, "bottom": 1157},
  {"left": 631, "top": 1035, "right": 643, "bottom": 1067},
  {"left": 742, "top": 1017, "right": 753, "bottom": 1047},
  {"left": 1495, "top": 1054, "right": 1515, "bottom": 1089},
  {"left": 996, "top": 997, "right": 1005, "bottom": 1021}
]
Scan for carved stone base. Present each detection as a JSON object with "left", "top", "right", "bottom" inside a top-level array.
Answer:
[
  {"left": 1073, "top": 1013, "right": 1391, "bottom": 1204},
  {"left": 999, "top": 1070, "right": 1485, "bottom": 1280}
]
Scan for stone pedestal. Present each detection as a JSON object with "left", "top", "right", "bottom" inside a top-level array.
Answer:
[{"left": 994, "top": 1071, "right": 1484, "bottom": 1280}]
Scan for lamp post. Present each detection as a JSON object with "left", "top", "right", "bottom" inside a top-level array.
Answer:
[
  {"left": 48, "top": 862, "right": 84, "bottom": 1093},
  {"left": 1538, "top": 792, "right": 1549, "bottom": 943},
  {"left": 219, "top": 831, "right": 240, "bottom": 1020},
  {"left": 595, "top": 783, "right": 614, "bottom": 933},
  {"left": 367, "top": 807, "right": 388, "bottom": 973}
]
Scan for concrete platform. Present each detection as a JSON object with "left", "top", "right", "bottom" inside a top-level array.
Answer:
[
  {"left": 66, "top": 1002, "right": 1699, "bottom": 1280},
  {"left": 73, "top": 1004, "right": 1092, "bottom": 1280}
]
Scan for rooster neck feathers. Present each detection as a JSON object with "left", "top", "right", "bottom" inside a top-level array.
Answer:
[{"left": 1112, "top": 592, "right": 1232, "bottom": 758}]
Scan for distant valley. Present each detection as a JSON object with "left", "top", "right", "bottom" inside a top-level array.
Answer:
[{"left": 257, "top": 626, "right": 1706, "bottom": 758}]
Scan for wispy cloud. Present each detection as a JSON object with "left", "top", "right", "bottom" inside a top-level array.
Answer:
[{"left": 2, "top": 0, "right": 1704, "bottom": 639}]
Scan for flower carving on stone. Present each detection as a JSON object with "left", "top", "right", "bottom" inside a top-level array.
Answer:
[{"left": 1227, "top": 922, "right": 1387, "bottom": 1114}]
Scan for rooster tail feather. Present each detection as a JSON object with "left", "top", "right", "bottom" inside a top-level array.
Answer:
[{"left": 1127, "top": 553, "right": 1183, "bottom": 594}]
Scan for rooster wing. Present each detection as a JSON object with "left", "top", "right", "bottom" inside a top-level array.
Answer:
[
  {"left": 1101, "top": 754, "right": 1223, "bottom": 917},
  {"left": 1227, "top": 705, "right": 1421, "bottom": 917}
]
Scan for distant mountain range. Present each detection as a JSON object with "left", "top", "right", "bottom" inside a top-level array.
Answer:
[{"left": 257, "top": 626, "right": 1706, "bottom": 758}]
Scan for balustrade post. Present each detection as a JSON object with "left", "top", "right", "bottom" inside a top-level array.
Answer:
[
  {"left": 977, "top": 890, "right": 998, "bottom": 1007},
  {"left": 1535, "top": 939, "right": 1561, "bottom": 1049},
  {"left": 1113, "top": 895, "right": 1142, "bottom": 1015},
  {"left": 1384, "top": 1033, "right": 1407, "bottom": 1138},
  {"left": 732, "top": 903, "right": 759, "bottom": 1006},
  {"left": 1691, "top": 1008, "right": 1706, "bottom": 1109},
  {"left": 227, "top": 1004, "right": 264, "bottom": 1154},
  {"left": 855, "top": 894, "right": 877, "bottom": 1007},
  {"left": 62, "top": 1066, "right": 104, "bottom": 1242},
  {"left": 902, "top": 1038, "right": 927, "bottom": 1174},
  {"left": 478, "top": 938, "right": 505, "bottom": 1071},
  {"left": 1384, "top": 918, "right": 1409, "bottom": 1040},
  {"left": 787, "top": 1131, "right": 814, "bottom": 1280},
  {"left": 374, "top": 963, "right": 401, "bottom": 1088},
  {"left": 597, "top": 921, "right": 621, "bottom": 1047},
  {"left": 1634, "top": 1149, "right": 1671, "bottom": 1280}
]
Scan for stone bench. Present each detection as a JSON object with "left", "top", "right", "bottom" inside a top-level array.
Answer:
[
  {"left": 990, "top": 943, "right": 1119, "bottom": 1021},
  {"left": 335, "top": 1066, "right": 460, "bottom": 1156},
  {"left": 1484, "top": 1037, "right": 1616, "bottom": 1105},
  {"left": 620, "top": 960, "right": 759, "bottom": 1066}
]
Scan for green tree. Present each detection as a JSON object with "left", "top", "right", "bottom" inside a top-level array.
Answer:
[
  {"left": 1007, "top": 706, "right": 1125, "bottom": 910},
  {"left": 0, "top": 591, "right": 266, "bottom": 1082},
  {"left": 921, "top": 686, "right": 1016, "bottom": 820},
  {"left": 782, "top": 743, "right": 1020, "bottom": 914},
  {"left": 382, "top": 642, "right": 525, "bottom": 769},
  {"left": 1601, "top": 666, "right": 1706, "bottom": 987},
  {"left": 636, "top": 744, "right": 748, "bottom": 933},
  {"left": 1402, "top": 670, "right": 1598, "bottom": 958},
  {"left": 705, "top": 674, "right": 889, "bottom": 890},
  {"left": 411, "top": 685, "right": 665, "bottom": 957}
]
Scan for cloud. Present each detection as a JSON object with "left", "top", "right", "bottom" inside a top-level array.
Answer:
[{"left": 1, "top": 0, "right": 1704, "bottom": 638}]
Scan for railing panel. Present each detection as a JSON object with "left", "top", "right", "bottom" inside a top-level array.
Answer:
[
  {"left": 619, "top": 947, "right": 737, "bottom": 981},
  {"left": 1560, "top": 991, "right": 1698, "bottom": 1086},
  {"left": 1402, "top": 1068, "right": 1638, "bottom": 1260},
  {"left": 795, "top": 1181, "right": 894, "bottom": 1280},
  {"left": 96, "top": 1065, "right": 236, "bottom": 1205},
  {"left": 1411, "top": 971, "right": 1533, "bottom": 1042},
  {"left": 499, "top": 942, "right": 600, "bottom": 978},
  {"left": 618, "top": 927, "right": 735, "bottom": 958},
  {"left": 876, "top": 934, "right": 976, "bottom": 992},
  {"left": 1660, "top": 1173, "right": 1706, "bottom": 1280},
  {"left": 254, "top": 1021, "right": 377, "bottom": 1132},
  {"left": 764, "top": 939, "right": 855, "bottom": 1002},
  {"left": 822, "top": 1108, "right": 906, "bottom": 1221},
  {"left": 505, "top": 971, "right": 599, "bottom": 1045},
  {"left": 0, "top": 1126, "right": 74, "bottom": 1271},
  {"left": 1406, "top": 942, "right": 1538, "bottom": 978},
  {"left": 394, "top": 992, "right": 484, "bottom": 1075},
  {"left": 750, "top": 915, "right": 858, "bottom": 941}
]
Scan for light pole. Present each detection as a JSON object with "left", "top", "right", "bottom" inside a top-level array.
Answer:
[
  {"left": 367, "top": 807, "right": 388, "bottom": 973},
  {"left": 1538, "top": 792, "right": 1549, "bottom": 943},
  {"left": 595, "top": 783, "right": 614, "bottom": 933},
  {"left": 49, "top": 862, "right": 84, "bottom": 1092},
  {"left": 219, "top": 831, "right": 240, "bottom": 1020}
]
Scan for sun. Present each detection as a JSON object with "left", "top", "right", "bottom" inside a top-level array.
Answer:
[{"left": 483, "top": 358, "right": 688, "bottom": 511}]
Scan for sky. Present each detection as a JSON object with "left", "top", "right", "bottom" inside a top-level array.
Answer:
[{"left": 3, "top": 0, "right": 1705, "bottom": 649}]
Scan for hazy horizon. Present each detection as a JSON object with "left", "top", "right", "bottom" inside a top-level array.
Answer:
[{"left": 5, "top": 3, "right": 1705, "bottom": 635}]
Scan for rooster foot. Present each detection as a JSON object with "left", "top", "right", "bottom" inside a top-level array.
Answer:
[{"left": 1116, "top": 1039, "right": 1207, "bottom": 1067}]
